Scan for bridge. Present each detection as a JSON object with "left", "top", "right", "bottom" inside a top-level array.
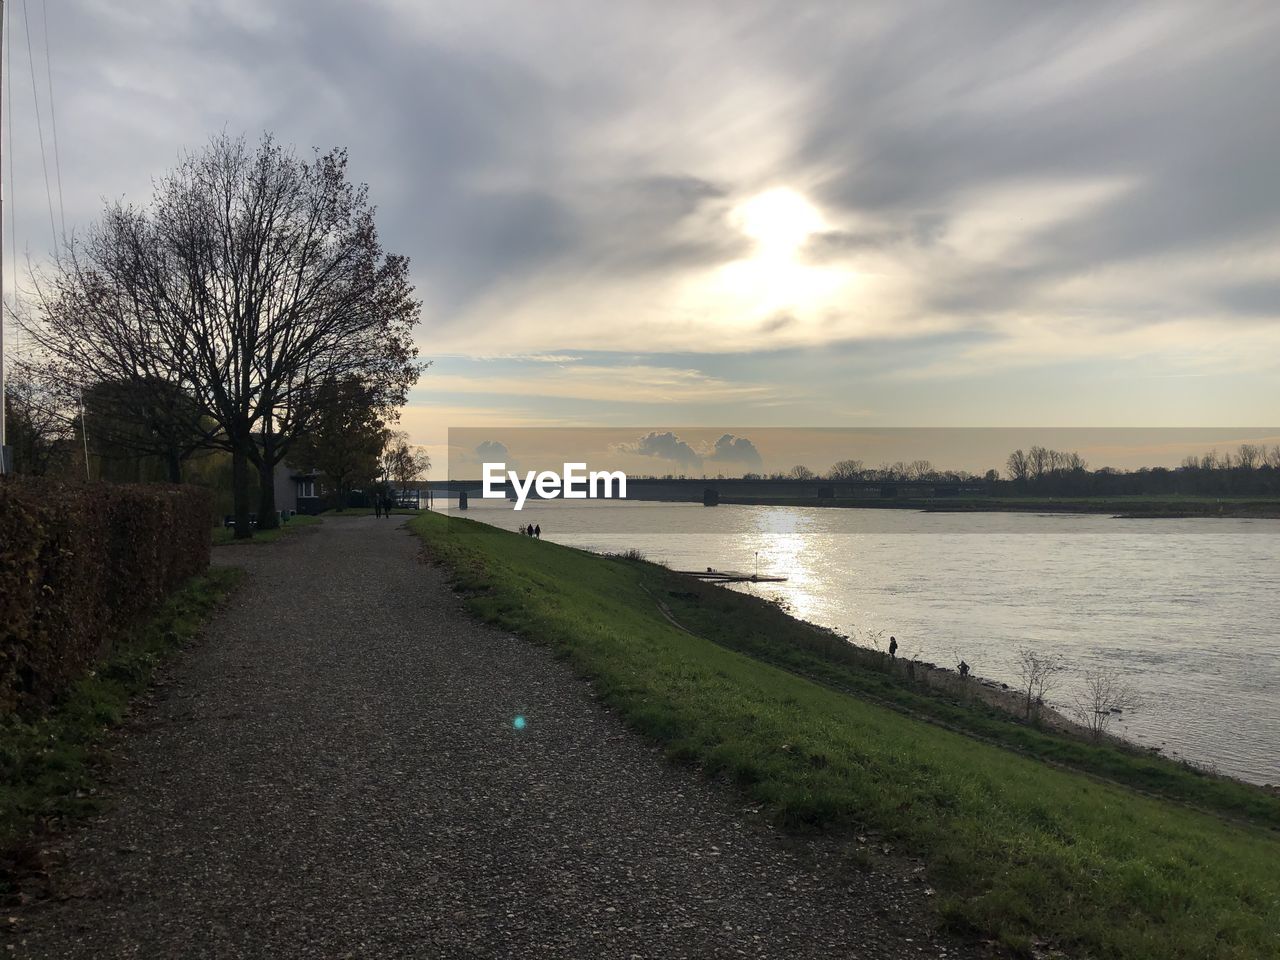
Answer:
[{"left": 414, "top": 477, "right": 992, "bottom": 506}]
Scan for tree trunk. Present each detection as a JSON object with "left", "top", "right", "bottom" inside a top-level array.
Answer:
[
  {"left": 232, "top": 446, "right": 253, "bottom": 540},
  {"left": 166, "top": 449, "right": 183, "bottom": 484},
  {"left": 257, "top": 459, "right": 280, "bottom": 530}
]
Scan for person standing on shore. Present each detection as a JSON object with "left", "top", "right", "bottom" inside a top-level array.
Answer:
[
  {"left": 889, "top": 636, "right": 898, "bottom": 658},
  {"left": 534, "top": 524, "right": 541, "bottom": 538}
]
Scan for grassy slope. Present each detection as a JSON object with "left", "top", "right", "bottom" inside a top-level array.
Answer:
[
  {"left": 663, "top": 578, "right": 1280, "bottom": 828},
  {"left": 0, "top": 567, "right": 243, "bottom": 891},
  {"left": 412, "top": 511, "right": 1279, "bottom": 960}
]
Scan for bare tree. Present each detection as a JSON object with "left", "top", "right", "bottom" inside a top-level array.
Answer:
[
  {"left": 1015, "top": 647, "right": 1067, "bottom": 720},
  {"left": 787, "top": 464, "right": 817, "bottom": 481},
  {"left": 1027, "top": 445, "right": 1051, "bottom": 481},
  {"left": 381, "top": 430, "right": 431, "bottom": 493},
  {"left": 827, "top": 459, "right": 864, "bottom": 481},
  {"left": 21, "top": 133, "right": 420, "bottom": 537},
  {"left": 907, "top": 459, "right": 934, "bottom": 481},
  {"left": 2, "top": 374, "right": 71, "bottom": 475},
  {"left": 1006, "top": 449, "right": 1029, "bottom": 483},
  {"left": 1072, "top": 667, "right": 1136, "bottom": 742}
]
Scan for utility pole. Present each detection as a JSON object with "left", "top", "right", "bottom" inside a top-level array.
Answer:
[{"left": 0, "top": 0, "right": 8, "bottom": 476}]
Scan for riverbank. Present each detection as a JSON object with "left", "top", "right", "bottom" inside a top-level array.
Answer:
[
  {"left": 413, "top": 511, "right": 1280, "bottom": 959},
  {"left": 12, "top": 517, "right": 973, "bottom": 959},
  {"left": 715, "top": 495, "right": 1280, "bottom": 518}
]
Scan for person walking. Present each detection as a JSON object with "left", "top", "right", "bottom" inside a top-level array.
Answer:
[
  {"left": 374, "top": 496, "right": 383, "bottom": 519},
  {"left": 888, "top": 636, "right": 898, "bottom": 658},
  {"left": 534, "top": 524, "right": 541, "bottom": 539}
]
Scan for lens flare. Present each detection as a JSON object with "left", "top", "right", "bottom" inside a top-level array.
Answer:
[{"left": 512, "top": 715, "right": 527, "bottom": 730}]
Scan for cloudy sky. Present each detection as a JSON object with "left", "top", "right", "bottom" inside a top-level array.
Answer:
[{"left": 5, "top": 1, "right": 1279, "bottom": 466}]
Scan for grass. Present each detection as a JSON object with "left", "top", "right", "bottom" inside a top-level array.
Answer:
[
  {"left": 662, "top": 579, "right": 1280, "bottom": 828},
  {"left": 212, "top": 513, "right": 323, "bottom": 545},
  {"left": 319, "top": 506, "right": 423, "bottom": 516},
  {"left": 0, "top": 567, "right": 243, "bottom": 892},
  {"left": 411, "top": 511, "right": 1280, "bottom": 960}
]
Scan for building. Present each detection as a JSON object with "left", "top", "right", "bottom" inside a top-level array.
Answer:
[{"left": 273, "top": 461, "right": 324, "bottom": 515}]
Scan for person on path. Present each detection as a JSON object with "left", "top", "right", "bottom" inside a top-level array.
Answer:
[
  {"left": 889, "top": 636, "right": 898, "bottom": 658},
  {"left": 374, "top": 497, "right": 383, "bottom": 518}
]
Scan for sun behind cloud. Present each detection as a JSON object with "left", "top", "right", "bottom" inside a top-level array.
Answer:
[
  {"left": 732, "top": 187, "right": 826, "bottom": 255},
  {"left": 709, "top": 186, "right": 854, "bottom": 329}
]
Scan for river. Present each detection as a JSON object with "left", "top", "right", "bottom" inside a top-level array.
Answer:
[{"left": 448, "top": 498, "right": 1280, "bottom": 785}]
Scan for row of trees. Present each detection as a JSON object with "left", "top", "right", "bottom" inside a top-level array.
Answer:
[
  {"left": 662, "top": 443, "right": 1280, "bottom": 497},
  {"left": 738, "top": 460, "right": 984, "bottom": 483},
  {"left": 13, "top": 133, "right": 423, "bottom": 535}
]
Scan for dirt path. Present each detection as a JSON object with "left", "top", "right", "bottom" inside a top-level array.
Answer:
[{"left": 14, "top": 516, "right": 977, "bottom": 959}]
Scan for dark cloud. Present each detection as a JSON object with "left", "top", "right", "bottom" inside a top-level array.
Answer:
[
  {"left": 760, "top": 314, "right": 796, "bottom": 334},
  {"left": 792, "top": 4, "right": 1280, "bottom": 314},
  {"left": 18, "top": 0, "right": 1280, "bottom": 364},
  {"left": 1209, "top": 281, "right": 1280, "bottom": 319}
]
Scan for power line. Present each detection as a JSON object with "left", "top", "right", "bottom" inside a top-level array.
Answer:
[
  {"left": 39, "top": 0, "right": 60, "bottom": 238},
  {"left": 6, "top": 0, "right": 18, "bottom": 317},
  {"left": 19, "top": 0, "right": 56, "bottom": 257},
  {"left": 0, "top": 0, "right": 7, "bottom": 469}
]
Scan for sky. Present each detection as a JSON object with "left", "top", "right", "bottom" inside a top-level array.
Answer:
[{"left": 3, "top": 1, "right": 1279, "bottom": 472}]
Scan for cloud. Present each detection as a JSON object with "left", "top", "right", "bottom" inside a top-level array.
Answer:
[
  {"left": 15, "top": 0, "right": 1280, "bottom": 421},
  {"left": 466, "top": 353, "right": 584, "bottom": 363},
  {"left": 418, "top": 364, "right": 777, "bottom": 405},
  {"left": 615, "top": 431, "right": 703, "bottom": 471},
  {"left": 474, "top": 440, "right": 510, "bottom": 462},
  {"left": 707, "top": 433, "right": 764, "bottom": 471}
]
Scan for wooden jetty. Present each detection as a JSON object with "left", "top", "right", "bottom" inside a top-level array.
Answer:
[{"left": 675, "top": 568, "right": 788, "bottom": 583}]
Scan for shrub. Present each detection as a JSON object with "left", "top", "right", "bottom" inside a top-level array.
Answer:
[{"left": 0, "top": 478, "right": 212, "bottom": 713}]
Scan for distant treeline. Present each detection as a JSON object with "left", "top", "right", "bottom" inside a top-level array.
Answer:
[
  {"left": 628, "top": 443, "right": 1280, "bottom": 497},
  {"left": 998, "top": 444, "right": 1280, "bottom": 497}
]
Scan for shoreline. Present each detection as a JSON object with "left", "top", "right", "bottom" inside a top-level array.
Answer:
[
  {"left": 698, "top": 576, "right": 1274, "bottom": 792},
  {"left": 710, "top": 495, "right": 1280, "bottom": 518}
]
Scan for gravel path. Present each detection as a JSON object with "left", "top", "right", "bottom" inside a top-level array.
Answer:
[{"left": 14, "top": 517, "right": 979, "bottom": 959}]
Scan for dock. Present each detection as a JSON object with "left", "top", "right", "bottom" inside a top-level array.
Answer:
[{"left": 675, "top": 568, "right": 788, "bottom": 583}]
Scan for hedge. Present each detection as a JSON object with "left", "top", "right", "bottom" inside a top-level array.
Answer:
[{"left": 0, "top": 478, "right": 212, "bottom": 713}]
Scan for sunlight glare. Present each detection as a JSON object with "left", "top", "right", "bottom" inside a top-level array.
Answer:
[{"left": 732, "top": 187, "right": 826, "bottom": 255}]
